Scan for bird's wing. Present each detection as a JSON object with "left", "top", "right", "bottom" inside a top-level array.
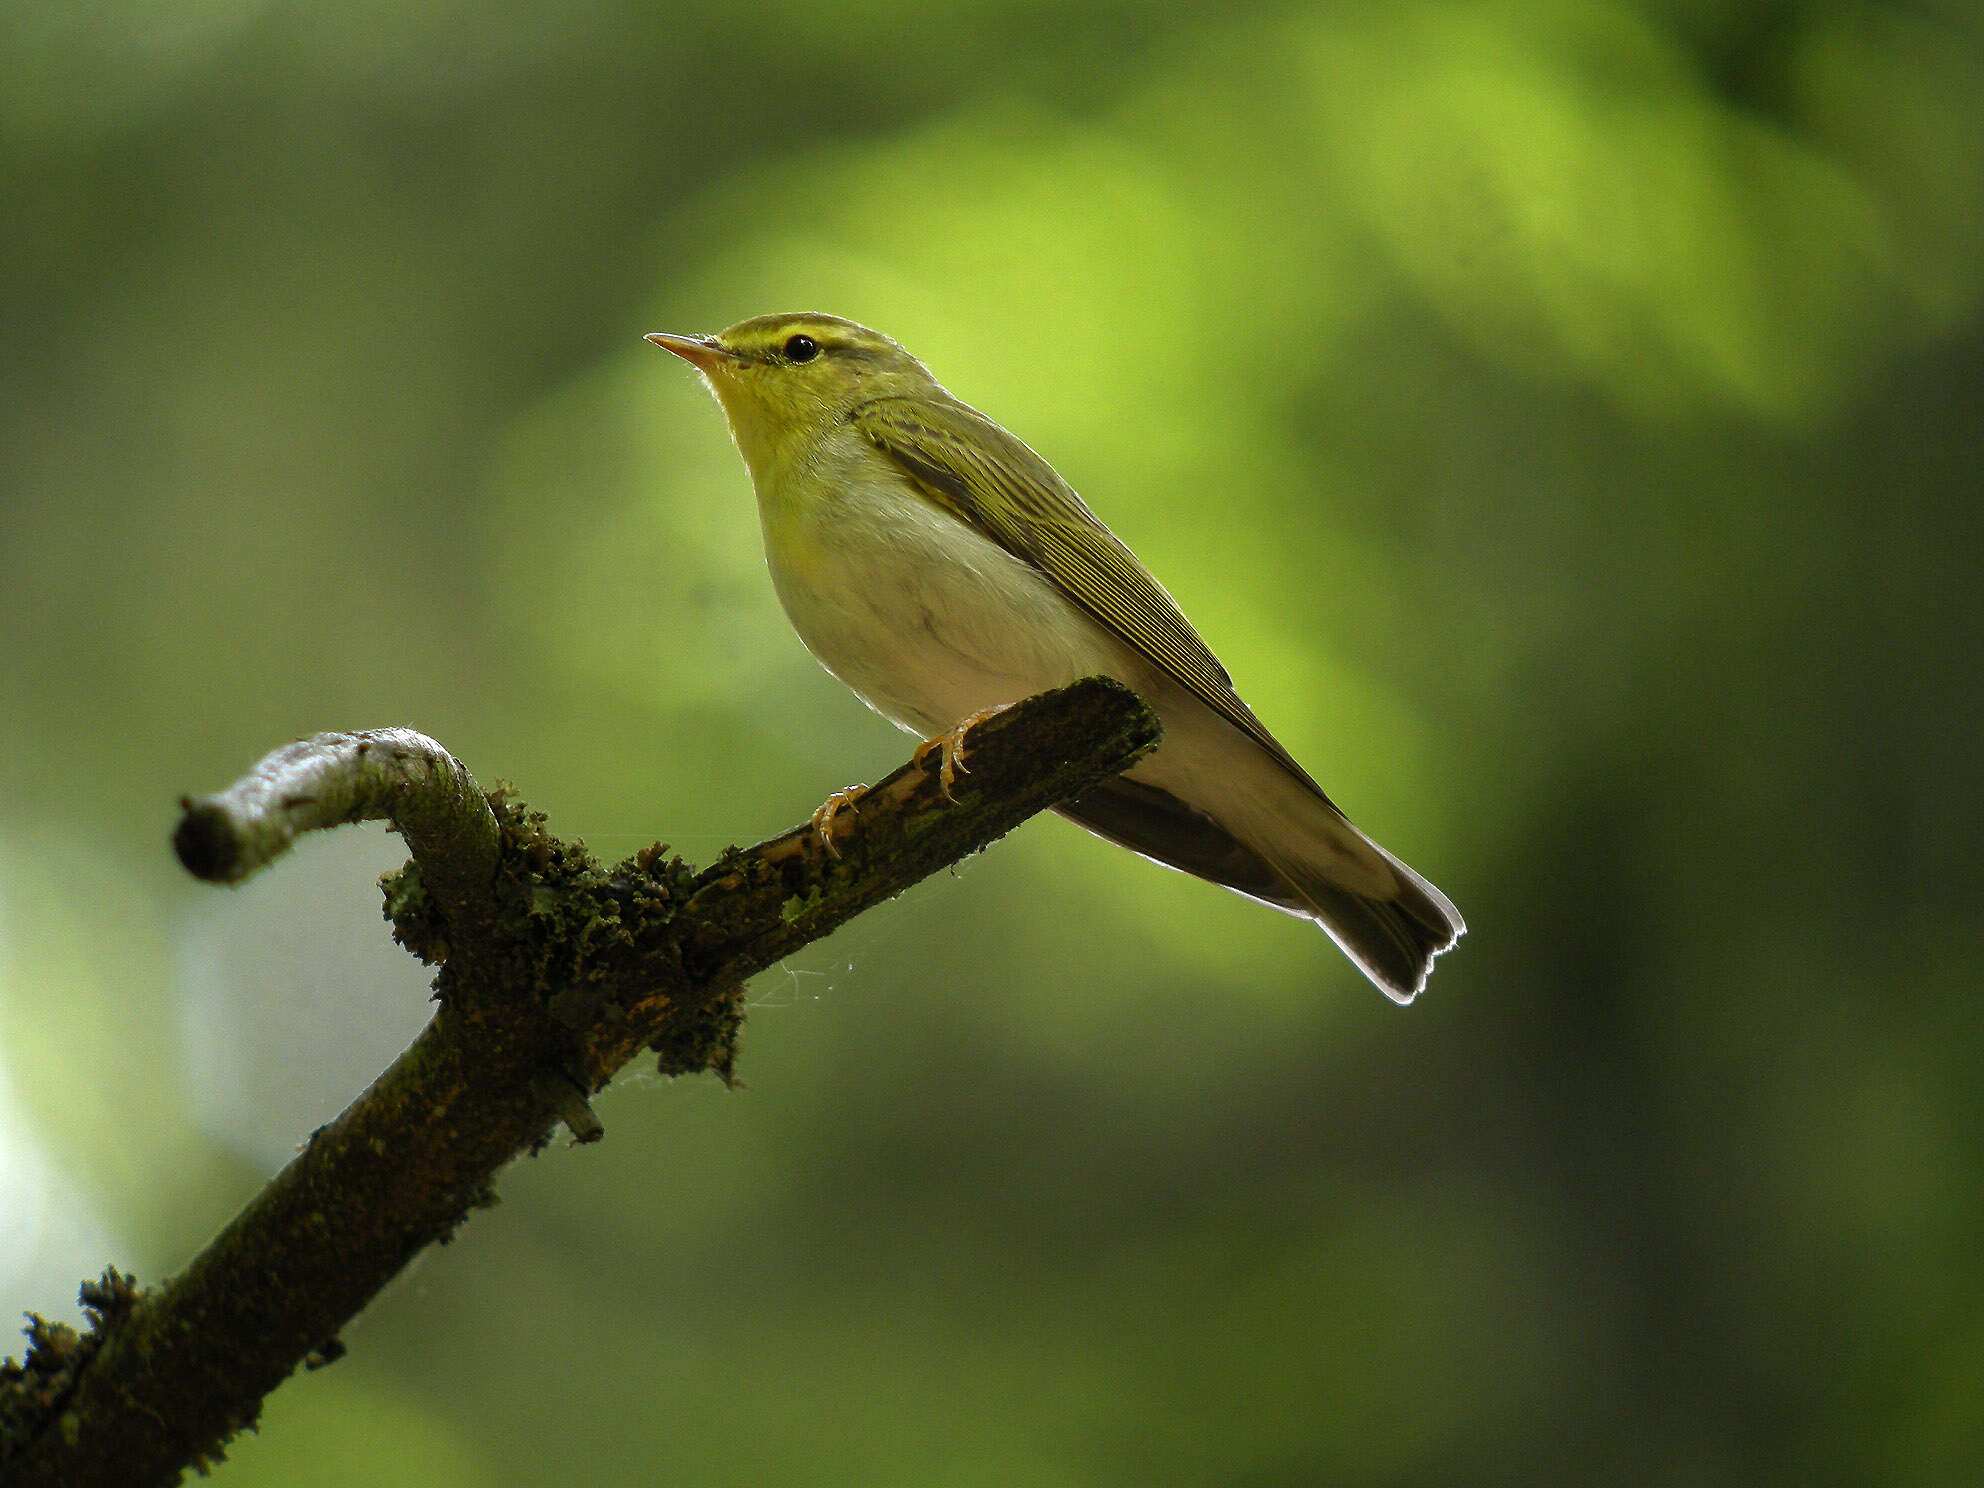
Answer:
[{"left": 851, "top": 393, "right": 1328, "bottom": 799}]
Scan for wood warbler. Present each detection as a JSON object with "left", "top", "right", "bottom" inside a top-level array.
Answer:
[{"left": 648, "top": 314, "right": 1463, "bottom": 1001}]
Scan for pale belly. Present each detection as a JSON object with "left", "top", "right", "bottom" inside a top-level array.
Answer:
[{"left": 763, "top": 475, "right": 1126, "bottom": 737}]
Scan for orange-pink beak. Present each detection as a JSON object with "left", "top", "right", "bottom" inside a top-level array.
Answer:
[{"left": 645, "top": 331, "right": 733, "bottom": 374}]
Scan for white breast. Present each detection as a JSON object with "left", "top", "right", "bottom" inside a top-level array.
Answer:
[{"left": 759, "top": 459, "right": 1121, "bottom": 737}]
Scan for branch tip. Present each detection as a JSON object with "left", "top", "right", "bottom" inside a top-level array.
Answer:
[{"left": 172, "top": 800, "right": 248, "bottom": 883}]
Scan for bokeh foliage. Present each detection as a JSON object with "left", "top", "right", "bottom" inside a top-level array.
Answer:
[{"left": 4, "top": 1, "right": 1981, "bottom": 1483}]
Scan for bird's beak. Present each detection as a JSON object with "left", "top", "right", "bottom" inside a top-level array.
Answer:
[{"left": 645, "top": 331, "right": 734, "bottom": 374}]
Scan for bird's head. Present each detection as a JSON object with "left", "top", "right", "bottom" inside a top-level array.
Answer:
[{"left": 647, "top": 313, "right": 938, "bottom": 483}]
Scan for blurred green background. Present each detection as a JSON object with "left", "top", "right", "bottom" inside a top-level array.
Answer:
[{"left": 4, "top": 0, "right": 1981, "bottom": 1483}]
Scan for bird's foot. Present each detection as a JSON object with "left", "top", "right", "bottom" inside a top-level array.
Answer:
[
  {"left": 913, "top": 705, "right": 1014, "bottom": 800},
  {"left": 809, "top": 785, "right": 866, "bottom": 859}
]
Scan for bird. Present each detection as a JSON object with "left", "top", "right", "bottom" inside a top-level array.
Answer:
[{"left": 647, "top": 313, "right": 1463, "bottom": 1001}]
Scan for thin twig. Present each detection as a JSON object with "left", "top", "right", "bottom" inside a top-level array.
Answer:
[{"left": 172, "top": 727, "right": 501, "bottom": 923}]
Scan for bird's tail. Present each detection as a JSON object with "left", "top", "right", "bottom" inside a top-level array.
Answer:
[
  {"left": 1254, "top": 834, "right": 1464, "bottom": 1004},
  {"left": 1056, "top": 775, "right": 1463, "bottom": 1003}
]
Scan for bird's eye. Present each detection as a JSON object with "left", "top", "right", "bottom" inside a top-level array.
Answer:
[{"left": 783, "top": 334, "right": 820, "bottom": 364}]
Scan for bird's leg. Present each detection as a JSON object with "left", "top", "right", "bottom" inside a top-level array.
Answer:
[
  {"left": 809, "top": 785, "right": 866, "bottom": 859},
  {"left": 913, "top": 704, "right": 1014, "bottom": 800}
]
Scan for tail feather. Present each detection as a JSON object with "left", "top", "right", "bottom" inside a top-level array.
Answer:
[
  {"left": 1058, "top": 775, "right": 1463, "bottom": 1003},
  {"left": 1259, "top": 841, "right": 1464, "bottom": 1004}
]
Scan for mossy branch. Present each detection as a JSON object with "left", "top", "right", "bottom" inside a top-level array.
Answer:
[{"left": 0, "top": 679, "right": 1160, "bottom": 1488}]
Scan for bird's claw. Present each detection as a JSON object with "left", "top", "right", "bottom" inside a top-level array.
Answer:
[
  {"left": 913, "top": 705, "right": 1013, "bottom": 801},
  {"left": 810, "top": 786, "right": 865, "bottom": 858}
]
